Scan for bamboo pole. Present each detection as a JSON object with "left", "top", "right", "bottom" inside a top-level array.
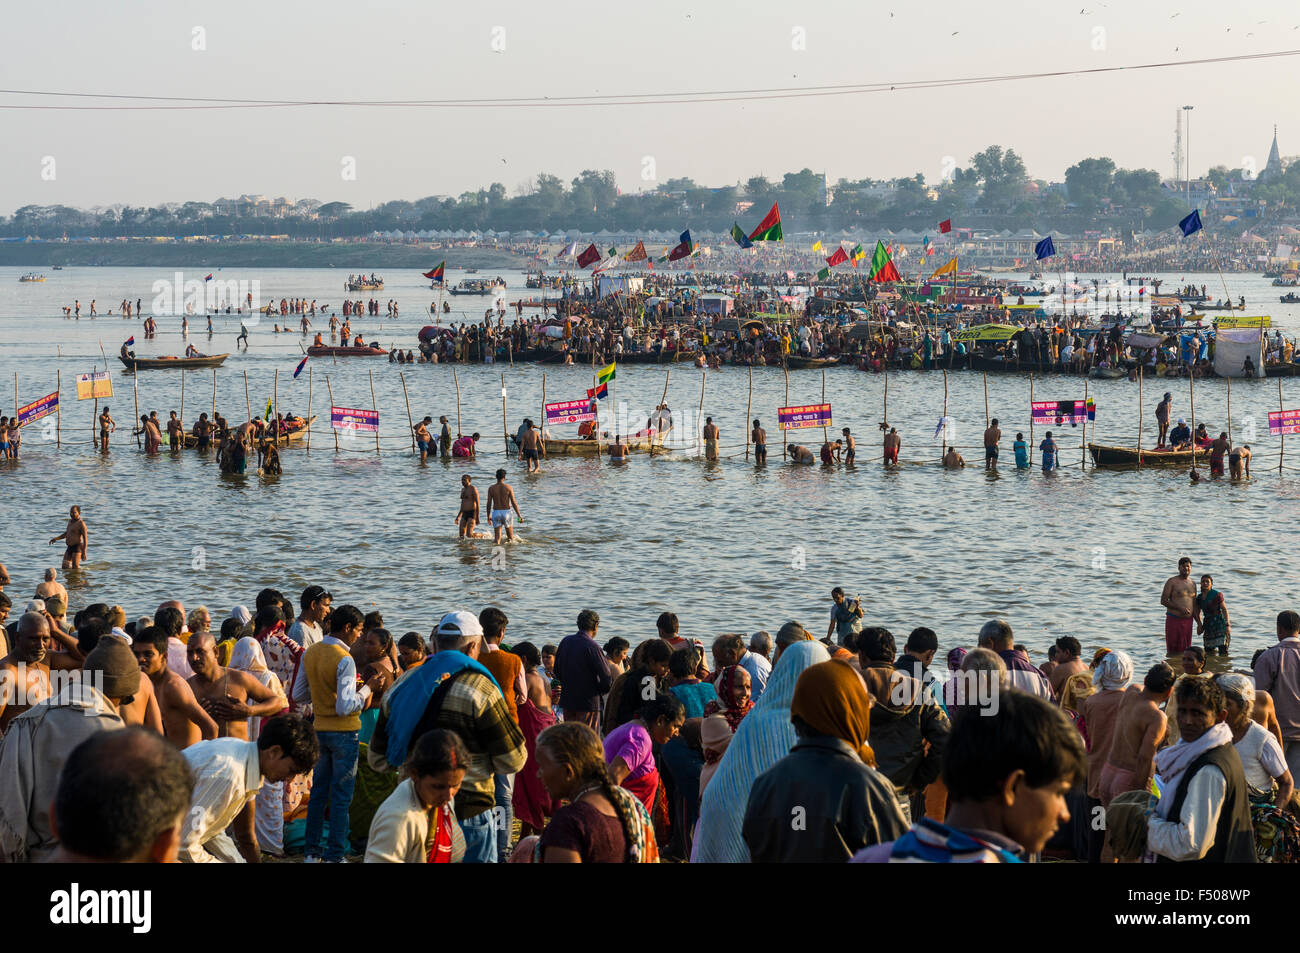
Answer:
[
  {"left": 133, "top": 374, "right": 141, "bottom": 449},
  {"left": 1082, "top": 376, "right": 1089, "bottom": 470},
  {"left": 1227, "top": 375, "right": 1232, "bottom": 447},
  {"left": 369, "top": 369, "right": 380, "bottom": 454},
  {"left": 180, "top": 369, "right": 186, "bottom": 436},
  {"left": 56, "top": 370, "right": 61, "bottom": 448},
  {"left": 453, "top": 367, "right": 462, "bottom": 437},
  {"left": 1280, "top": 377, "right": 1286, "bottom": 473},
  {"left": 745, "top": 364, "right": 753, "bottom": 460},
  {"left": 983, "top": 372, "right": 989, "bottom": 427},
  {"left": 243, "top": 370, "right": 251, "bottom": 422},
  {"left": 1189, "top": 369, "right": 1197, "bottom": 472},
  {"left": 326, "top": 375, "right": 338, "bottom": 452},
  {"left": 820, "top": 369, "right": 828, "bottom": 446},
  {"left": 1137, "top": 365, "right": 1144, "bottom": 471},
  {"left": 13, "top": 374, "right": 16, "bottom": 430},
  {"left": 698, "top": 370, "right": 707, "bottom": 457},
  {"left": 306, "top": 366, "right": 313, "bottom": 451},
  {"left": 941, "top": 369, "right": 949, "bottom": 462},
  {"left": 93, "top": 398, "right": 97, "bottom": 449},
  {"left": 541, "top": 373, "right": 546, "bottom": 432},
  {"left": 782, "top": 364, "right": 789, "bottom": 459},
  {"left": 1029, "top": 374, "right": 1035, "bottom": 468},
  {"left": 501, "top": 372, "right": 509, "bottom": 456},
  {"left": 400, "top": 372, "right": 415, "bottom": 453},
  {"left": 273, "top": 369, "right": 280, "bottom": 448},
  {"left": 212, "top": 367, "right": 217, "bottom": 418}
]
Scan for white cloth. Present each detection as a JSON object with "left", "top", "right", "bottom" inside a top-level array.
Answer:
[
  {"left": 230, "top": 637, "right": 287, "bottom": 855},
  {"left": 287, "top": 618, "right": 323, "bottom": 649},
  {"left": 1153, "top": 723, "right": 1233, "bottom": 818},
  {"left": 290, "top": 635, "right": 370, "bottom": 715},
  {"left": 167, "top": 636, "right": 194, "bottom": 680},
  {"left": 1093, "top": 650, "right": 1133, "bottom": 692},
  {"left": 1235, "top": 721, "right": 1288, "bottom": 793},
  {"left": 1146, "top": 764, "right": 1227, "bottom": 862},
  {"left": 179, "top": 738, "right": 263, "bottom": 863},
  {"left": 737, "top": 651, "right": 771, "bottom": 702}
]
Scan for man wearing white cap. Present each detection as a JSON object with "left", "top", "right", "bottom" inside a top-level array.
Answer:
[{"left": 368, "top": 610, "right": 526, "bottom": 863}]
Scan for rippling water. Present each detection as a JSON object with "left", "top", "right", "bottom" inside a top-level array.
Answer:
[{"left": 3, "top": 265, "right": 1300, "bottom": 677}]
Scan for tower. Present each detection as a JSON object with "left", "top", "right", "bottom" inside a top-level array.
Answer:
[
  {"left": 1173, "top": 109, "right": 1183, "bottom": 182},
  {"left": 1262, "top": 125, "right": 1283, "bottom": 183}
]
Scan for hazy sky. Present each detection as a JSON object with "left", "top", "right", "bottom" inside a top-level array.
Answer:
[{"left": 1, "top": 0, "right": 1296, "bottom": 214}]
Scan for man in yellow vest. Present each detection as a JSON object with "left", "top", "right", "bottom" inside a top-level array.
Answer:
[{"left": 291, "top": 604, "right": 379, "bottom": 862}]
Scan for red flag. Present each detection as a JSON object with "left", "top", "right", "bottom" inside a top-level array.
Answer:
[
  {"left": 748, "top": 203, "right": 782, "bottom": 242},
  {"left": 825, "top": 247, "right": 849, "bottom": 267},
  {"left": 938, "top": 219, "right": 952, "bottom": 234},
  {"left": 575, "top": 244, "right": 600, "bottom": 268}
]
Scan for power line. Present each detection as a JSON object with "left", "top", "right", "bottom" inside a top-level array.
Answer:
[{"left": 0, "top": 49, "right": 1297, "bottom": 110}]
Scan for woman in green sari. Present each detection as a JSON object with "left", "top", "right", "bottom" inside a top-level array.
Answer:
[{"left": 1194, "top": 574, "right": 1231, "bottom": 655}]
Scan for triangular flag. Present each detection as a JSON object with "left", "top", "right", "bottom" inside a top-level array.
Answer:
[
  {"left": 264, "top": 398, "right": 274, "bottom": 422},
  {"left": 423, "top": 261, "right": 445, "bottom": 282},
  {"left": 1035, "top": 236, "right": 1056, "bottom": 260},
  {"left": 825, "top": 247, "right": 849, "bottom": 267},
  {"left": 294, "top": 355, "right": 308, "bottom": 379},
  {"left": 811, "top": 240, "right": 824, "bottom": 253},
  {"left": 930, "top": 257, "right": 958, "bottom": 279},
  {"left": 868, "top": 241, "right": 902, "bottom": 282},
  {"left": 623, "top": 240, "right": 648, "bottom": 262},
  {"left": 748, "top": 203, "right": 782, "bottom": 242}
]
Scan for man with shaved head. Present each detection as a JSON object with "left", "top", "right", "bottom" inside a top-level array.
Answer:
[
  {"left": 0, "top": 612, "right": 79, "bottom": 734},
  {"left": 133, "top": 625, "right": 217, "bottom": 748},
  {"left": 187, "top": 631, "right": 285, "bottom": 739}
]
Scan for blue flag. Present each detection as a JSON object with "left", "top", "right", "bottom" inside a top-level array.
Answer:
[
  {"left": 294, "top": 355, "right": 308, "bottom": 379},
  {"left": 1179, "top": 209, "right": 1203, "bottom": 237},
  {"left": 730, "top": 222, "right": 754, "bottom": 249},
  {"left": 1035, "top": 236, "right": 1056, "bottom": 261}
]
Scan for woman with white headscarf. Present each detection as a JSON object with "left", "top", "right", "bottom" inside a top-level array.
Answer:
[
  {"left": 230, "top": 636, "right": 290, "bottom": 856},
  {"left": 691, "top": 639, "right": 831, "bottom": 863}
]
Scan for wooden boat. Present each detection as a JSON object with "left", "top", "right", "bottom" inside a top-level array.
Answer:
[
  {"left": 1089, "top": 365, "right": 1127, "bottom": 380},
  {"left": 120, "top": 352, "right": 229, "bottom": 371},
  {"left": 1280, "top": 293, "right": 1300, "bottom": 304},
  {"left": 544, "top": 427, "right": 671, "bottom": 457},
  {"left": 1265, "top": 362, "right": 1300, "bottom": 377},
  {"left": 1088, "top": 443, "right": 1208, "bottom": 468},
  {"left": 182, "top": 415, "right": 316, "bottom": 449},
  {"left": 619, "top": 349, "right": 699, "bottom": 364},
  {"left": 306, "top": 345, "right": 387, "bottom": 357},
  {"left": 783, "top": 356, "right": 840, "bottom": 369},
  {"left": 345, "top": 279, "right": 383, "bottom": 291},
  {"left": 18, "top": 273, "right": 45, "bottom": 282}
]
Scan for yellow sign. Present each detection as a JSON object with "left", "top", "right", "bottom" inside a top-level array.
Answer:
[
  {"left": 953, "top": 324, "right": 1019, "bottom": 343},
  {"left": 1214, "top": 315, "right": 1271, "bottom": 329},
  {"left": 76, "top": 371, "right": 113, "bottom": 400}
]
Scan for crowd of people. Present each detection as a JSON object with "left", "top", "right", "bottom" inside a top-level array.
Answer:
[{"left": 0, "top": 554, "right": 1295, "bottom": 865}]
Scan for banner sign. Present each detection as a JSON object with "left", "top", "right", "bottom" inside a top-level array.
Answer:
[
  {"left": 778, "top": 403, "right": 833, "bottom": 431},
  {"left": 331, "top": 406, "right": 378, "bottom": 433},
  {"left": 16, "top": 391, "right": 59, "bottom": 427},
  {"left": 545, "top": 399, "right": 597, "bottom": 425},
  {"left": 1269, "top": 409, "right": 1300, "bottom": 436},
  {"left": 1032, "top": 400, "right": 1087, "bottom": 425},
  {"left": 75, "top": 371, "right": 113, "bottom": 400},
  {"left": 1213, "top": 315, "right": 1271, "bottom": 329}
]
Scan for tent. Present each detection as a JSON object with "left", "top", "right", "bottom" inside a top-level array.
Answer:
[
  {"left": 697, "top": 294, "right": 734, "bottom": 316},
  {"left": 1212, "top": 328, "right": 1265, "bottom": 378}
]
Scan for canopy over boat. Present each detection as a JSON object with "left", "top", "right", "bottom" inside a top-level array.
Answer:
[{"left": 953, "top": 323, "right": 1019, "bottom": 344}]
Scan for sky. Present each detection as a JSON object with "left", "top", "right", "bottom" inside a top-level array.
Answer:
[{"left": 1, "top": 0, "right": 1297, "bottom": 214}]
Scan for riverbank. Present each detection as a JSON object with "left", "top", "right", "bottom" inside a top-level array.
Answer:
[{"left": 0, "top": 241, "right": 535, "bottom": 270}]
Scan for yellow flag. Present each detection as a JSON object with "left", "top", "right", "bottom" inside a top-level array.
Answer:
[
  {"left": 811, "top": 240, "right": 823, "bottom": 253},
  {"left": 930, "top": 257, "right": 958, "bottom": 279}
]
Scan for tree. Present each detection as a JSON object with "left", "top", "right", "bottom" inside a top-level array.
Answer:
[
  {"left": 1064, "top": 157, "right": 1116, "bottom": 210},
  {"left": 317, "top": 202, "right": 352, "bottom": 220},
  {"left": 968, "top": 145, "right": 1028, "bottom": 210},
  {"left": 745, "top": 176, "right": 774, "bottom": 198}
]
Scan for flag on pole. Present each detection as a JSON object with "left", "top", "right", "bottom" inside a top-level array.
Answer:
[
  {"left": 1178, "top": 209, "right": 1203, "bottom": 237},
  {"left": 868, "top": 241, "right": 902, "bottom": 282},
  {"left": 922, "top": 235, "right": 934, "bottom": 256},
  {"left": 264, "top": 398, "right": 274, "bottom": 422},
  {"left": 730, "top": 223, "right": 754, "bottom": 249},
  {"left": 587, "top": 383, "right": 609, "bottom": 402},
  {"left": 560, "top": 241, "right": 579, "bottom": 259},
  {"left": 597, "top": 361, "right": 617, "bottom": 384},
  {"left": 1034, "top": 236, "right": 1056, "bottom": 260},
  {"left": 938, "top": 219, "right": 952, "bottom": 234},
  {"left": 423, "top": 261, "right": 445, "bottom": 282},
  {"left": 811, "top": 240, "right": 824, "bottom": 253},
  {"left": 825, "top": 247, "right": 849, "bottom": 268},
  {"left": 576, "top": 243, "right": 601, "bottom": 268},
  {"left": 623, "top": 240, "right": 648, "bottom": 262},
  {"left": 294, "top": 355, "right": 308, "bottom": 379},
  {"left": 748, "top": 203, "right": 783, "bottom": 242},
  {"left": 1086, "top": 397, "right": 1096, "bottom": 421},
  {"left": 816, "top": 267, "right": 831, "bottom": 280},
  {"left": 930, "top": 257, "right": 958, "bottom": 279},
  {"left": 204, "top": 273, "right": 213, "bottom": 282},
  {"left": 607, "top": 246, "right": 617, "bottom": 258},
  {"left": 125, "top": 336, "right": 135, "bottom": 347},
  {"left": 667, "top": 230, "right": 692, "bottom": 262}
]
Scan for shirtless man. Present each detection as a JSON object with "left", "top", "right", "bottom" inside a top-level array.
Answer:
[
  {"left": 942, "top": 447, "right": 965, "bottom": 469},
  {"left": 1160, "top": 556, "right": 1197, "bottom": 655},
  {"left": 166, "top": 412, "right": 184, "bottom": 452},
  {"left": 1229, "top": 443, "right": 1251, "bottom": 480},
  {"left": 983, "top": 418, "right": 1002, "bottom": 470},
  {"left": 34, "top": 568, "right": 66, "bottom": 604},
  {"left": 819, "top": 439, "right": 841, "bottom": 465},
  {"left": 788, "top": 443, "right": 815, "bottom": 464},
  {"left": 132, "top": 626, "right": 217, "bottom": 748},
  {"left": 1100, "top": 662, "right": 1175, "bottom": 814},
  {"left": 0, "top": 613, "right": 79, "bottom": 734},
  {"left": 186, "top": 631, "right": 284, "bottom": 740},
  {"left": 1209, "top": 431, "right": 1230, "bottom": 477},
  {"left": 413, "top": 416, "right": 434, "bottom": 462},
  {"left": 607, "top": 436, "right": 629, "bottom": 461},
  {"left": 520, "top": 420, "right": 545, "bottom": 473},
  {"left": 97, "top": 406, "right": 116, "bottom": 452},
  {"left": 49, "top": 505, "right": 87, "bottom": 570},
  {"left": 751, "top": 419, "right": 767, "bottom": 466},
  {"left": 486, "top": 469, "right": 524, "bottom": 544},
  {"left": 456, "top": 474, "right": 485, "bottom": 539},
  {"left": 841, "top": 427, "right": 856, "bottom": 464},
  {"left": 703, "top": 417, "right": 720, "bottom": 461},
  {"left": 883, "top": 426, "right": 901, "bottom": 467}
]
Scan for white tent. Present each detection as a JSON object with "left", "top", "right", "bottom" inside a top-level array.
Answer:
[{"left": 1213, "top": 328, "right": 1265, "bottom": 378}]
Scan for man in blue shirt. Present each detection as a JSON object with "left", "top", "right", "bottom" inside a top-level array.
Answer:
[{"left": 553, "top": 609, "right": 612, "bottom": 731}]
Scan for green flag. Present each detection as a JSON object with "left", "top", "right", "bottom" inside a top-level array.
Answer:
[
  {"left": 264, "top": 398, "right": 274, "bottom": 422},
  {"left": 816, "top": 267, "right": 831, "bottom": 280},
  {"left": 607, "top": 246, "right": 617, "bottom": 258}
]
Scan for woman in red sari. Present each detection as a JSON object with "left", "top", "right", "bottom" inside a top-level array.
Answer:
[{"left": 512, "top": 643, "right": 560, "bottom": 836}]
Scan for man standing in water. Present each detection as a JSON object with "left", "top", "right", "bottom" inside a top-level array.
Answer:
[
  {"left": 49, "top": 506, "right": 87, "bottom": 570},
  {"left": 983, "top": 418, "right": 1001, "bottom": 470},
  {"left": 519, "top": 419, "right": 545, "bottom": 473},
  {"left": 751, "top": 419, "right": 767, "bottom": 465},
  {"left": 97, "top": 406, "right": 116, "bottom": 452},
  {"left": 456, "top": 474, "right": 485, "bottom": 539},
  {"left": 703, "top": 417, "right": 719, "bottom": 461},
  {"left": 883, "top": 426, "right": 900, "bottom": 467},
  {"left": 1161, "top": 556, "right": 1197, "bottom": 655},
  {"left": 413, "top": 416, "right": 434, "bottom": 462},
  {"left": 487, "top": 469, "right": 524, "bottom": 544},
  {"left": 439, "top": 415, "right": 452, "bottom": 459},
  {"left": 842, "top": 427, "right": 856, "bottom": 465},
  {"left": 1156, "top": 392, "right": 1172, "bottom": 448}
]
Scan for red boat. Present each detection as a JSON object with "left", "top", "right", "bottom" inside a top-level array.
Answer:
[{"left": 306, "top": 345, "right": 388, "bottom": 357}]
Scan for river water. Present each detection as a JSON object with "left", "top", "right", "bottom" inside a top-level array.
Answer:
[{"left": 3, "top": 265, "right": 1299, "bottom": 676}]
